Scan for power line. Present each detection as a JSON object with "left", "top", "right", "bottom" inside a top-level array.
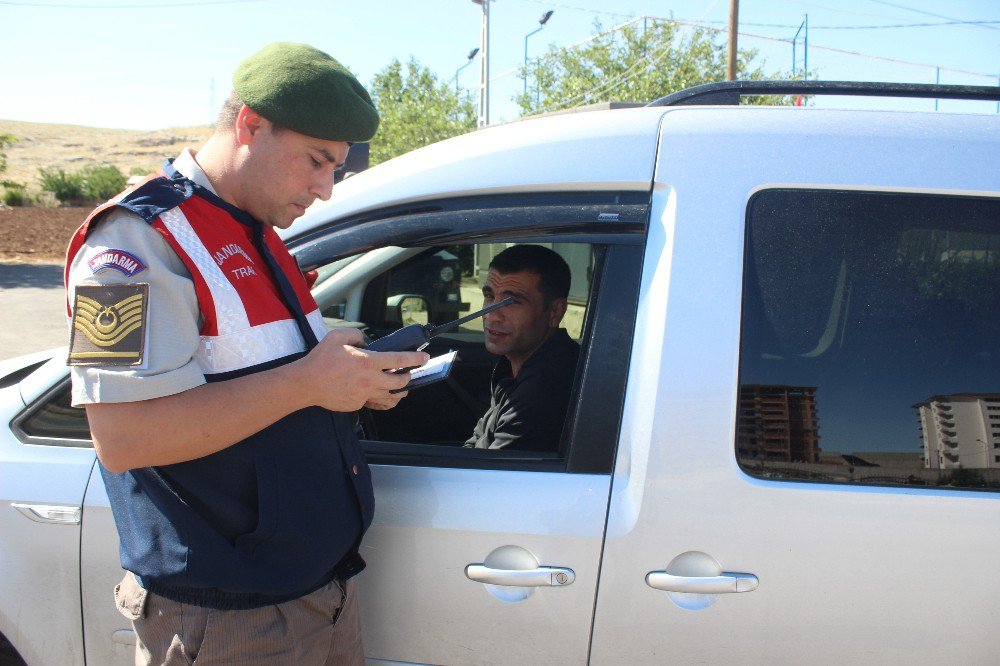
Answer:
[
  {"left": 513, "top": 0, "right": 632, "bottom": 21},
  {"left": 552, "top": 33, "right": 677, "bottom": 108},
  {"left": 867, "top": 0, "right": 1000, "bottom": 32},
  {"left": 517, "top": 13, "right": 998, "bottom": 108},
  {"left": 0, "top": 0, "right": 266, "bottom": 7},
  {"left": 654, "top": 15, "right": 999, "bottom": 80},
  {"left": 699, "top": 18, "right": 1000, "bottom": 30},
  {"left": 515, "top": 0, "right": 1000, "bottom": 31}
]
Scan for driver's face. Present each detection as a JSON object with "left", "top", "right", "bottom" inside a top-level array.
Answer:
[{"left": 481, "top": 269, "right": 564, "bottom": 369}]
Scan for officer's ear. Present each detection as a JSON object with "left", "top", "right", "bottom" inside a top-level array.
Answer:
[{"left": 234, "top": 105, "right": 265, "bottom": 146}]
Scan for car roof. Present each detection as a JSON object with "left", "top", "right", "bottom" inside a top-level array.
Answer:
[
  {"left": 281, "top": 104, "right": 1000, "bottom": 241},
  {"left": 282, "top": 107, "right": 670, "bottom": 239}
]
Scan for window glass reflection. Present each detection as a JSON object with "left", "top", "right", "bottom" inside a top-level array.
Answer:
[
  {"left": 739, "top": 191, "right": 1000, "bottom": 490},
  {"left": 20, "top": 383, "right": 92, "bottom": 442}
]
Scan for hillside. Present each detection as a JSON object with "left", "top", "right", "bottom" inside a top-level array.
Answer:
[
  {"left": 0, "top": 119, "right": 213, "bottom": 190},
  {"left": 0, "top": 119, "right": 214, "bottom": 263}
]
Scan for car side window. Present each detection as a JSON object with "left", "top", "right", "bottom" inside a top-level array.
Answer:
[
  {"left": 739, "top": 190, "right": 1000, "bottom": 491},
  {"left": 14, "top": 380, "right": 92, "bottom": 445},
  {"left": 348, "top": 242, "right": 594, "bottom": 452},
  {"left": 292, "top": 193, "right": 647, "bottom": 473}
]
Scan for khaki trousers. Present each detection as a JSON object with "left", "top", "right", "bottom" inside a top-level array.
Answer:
[{"left": 114, "top": 572, "right": 364, "bottom": 665}]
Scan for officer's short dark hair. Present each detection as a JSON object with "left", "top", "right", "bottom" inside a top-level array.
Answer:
[
  {"left": 489, "top": 245, "right": 571, "bottom": 305},
  {"left": 216, "top": 90, "right": 290, "bottom": 136},
  {"left": 216, "top": 90, "right": 244, "bottom": 131}
]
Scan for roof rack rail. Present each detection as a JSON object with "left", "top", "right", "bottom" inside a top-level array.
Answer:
[{"left": 647, "top": 80, "right": 1000, "bottom": 107}]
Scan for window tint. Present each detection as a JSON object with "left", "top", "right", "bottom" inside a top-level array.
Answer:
[
  {"left": 16, "top": 382, "right": 92, "bottom": 444},
  {"left": 739, "top": 191, "right": 1000, "bottom": 491}
]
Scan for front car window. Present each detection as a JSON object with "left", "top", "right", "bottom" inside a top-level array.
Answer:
[
  {"left": 320, "top": 242, "right": 595, "bottom": 453},
  {"left": 739, "top": 190, "right": 1000, "bottom": 491}
]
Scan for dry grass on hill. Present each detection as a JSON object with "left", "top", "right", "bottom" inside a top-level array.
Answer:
[
  {"left": 0, "top": 119, "right": 212, "bottom": 190},
  {"left": 0, "top": 119, "right": 213, "bottom": 263}
]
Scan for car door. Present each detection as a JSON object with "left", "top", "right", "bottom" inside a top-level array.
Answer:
[
  {"left": 288, "top": 193, "right": 646, "bottom": 664},
  {"left": 589, "top": 108, "right": 1000, "bottom": 663},
  {"left": 1, "top": 358, "right": 98, "bottom": 666}
]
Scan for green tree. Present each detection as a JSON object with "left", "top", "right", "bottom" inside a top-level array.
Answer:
[
  {"left": 517, "top": 20, "right": 797, "bottom": 116},
  {"left": 368, "top": 57, "right": 477, "bottom": 165}
]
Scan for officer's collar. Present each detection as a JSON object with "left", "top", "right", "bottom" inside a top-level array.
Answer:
[{"left": 162, "top": 158, "right": 260, "bottom": 230}]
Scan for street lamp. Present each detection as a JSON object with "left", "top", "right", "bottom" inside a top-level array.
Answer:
[
  {"left": 524, "top": 10, "right": 554, "bottom": 100},
  {"left": 471, "top": 0, "right": 491, "bottom": 127},
  {"left": 454, "top": 47, "right": 480, "bottom": 95}
]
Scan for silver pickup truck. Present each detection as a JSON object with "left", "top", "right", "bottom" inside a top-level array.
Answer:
[{"left": 2, "top": 81, "right": 999, "bottom": 665}]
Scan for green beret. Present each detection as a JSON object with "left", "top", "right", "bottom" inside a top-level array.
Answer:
[{"left": 233, "top": 42, "right": 379, "bottom": 142}]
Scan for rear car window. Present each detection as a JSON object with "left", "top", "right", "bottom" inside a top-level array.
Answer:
[{"left": 738, "top": 190, "right": 1000, "bottom": 491}]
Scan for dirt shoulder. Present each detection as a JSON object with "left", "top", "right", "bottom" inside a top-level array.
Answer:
[{"left": 0, "top": 206, "right": 88, "bottom": 264}]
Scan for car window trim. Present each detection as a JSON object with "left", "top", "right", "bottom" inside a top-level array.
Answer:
[
  {"left": 289, "top": 195, "right": 649, "bottom": 474},
  {"left": 11, "top": 377, "right": 93, "bottom": 448},
  {"left": 289, "top": 192, "right": 649, "bottom": 271}
]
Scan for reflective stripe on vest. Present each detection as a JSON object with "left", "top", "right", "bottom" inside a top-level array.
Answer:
[{"left": 155, "top": 205, "right": 327, "bottom": 375}]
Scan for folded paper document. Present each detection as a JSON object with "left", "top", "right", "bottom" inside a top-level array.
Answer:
[{"left": 391, "top": 350, "right": 458, "bottom": 393}]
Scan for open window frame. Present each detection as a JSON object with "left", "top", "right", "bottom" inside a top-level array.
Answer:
[{"left": 289, "top": 192, "right": 649, "bottom": 474}]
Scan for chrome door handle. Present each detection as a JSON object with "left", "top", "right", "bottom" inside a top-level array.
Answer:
[
  {"left": 465, "top": 564, "right": 575, "bottom": 587},
  {"left": 11, "top": 502, "right": 81, "bottom": 525},
  {"left": 645, "top": 571, "right": 758, "bottom": 594}
]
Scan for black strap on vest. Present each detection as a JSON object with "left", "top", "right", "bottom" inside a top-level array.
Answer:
[{"left": 162, "top": 160, "right": 319, "bottom": 350}]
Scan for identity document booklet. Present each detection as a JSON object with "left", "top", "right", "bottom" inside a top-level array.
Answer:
[{"left": 392, "top": 350, "right": 458, "bottom": 393}]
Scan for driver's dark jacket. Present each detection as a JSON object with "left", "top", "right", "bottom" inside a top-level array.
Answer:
[
  {"left": 465, "top": 328, "right": 580, "bottom": 451},
  {"left": 66, "top": 171, "right": 373, "bottom": 609}
]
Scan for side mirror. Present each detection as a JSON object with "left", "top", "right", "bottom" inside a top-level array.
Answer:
[{"left": 385, "top": 294, "right": 430, "bottom": 327}]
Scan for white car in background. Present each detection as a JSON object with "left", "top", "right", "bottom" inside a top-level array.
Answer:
[{"left": 2, "top": 81, "right": 1000, "bottom": 665}]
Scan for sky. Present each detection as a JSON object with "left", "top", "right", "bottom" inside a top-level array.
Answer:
[{"left": 0, "top": 0, "right": 998, "bottom": 130}]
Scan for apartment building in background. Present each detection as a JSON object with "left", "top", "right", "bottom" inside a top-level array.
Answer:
[
  {"left": 916, "top": 393, "right": 1000, "bottom": 470},
  {"left": 737, "top": 385, "right": 821, "bottom": 463}
]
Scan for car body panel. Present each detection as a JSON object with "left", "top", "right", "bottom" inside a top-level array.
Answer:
[
  {"left": 590, "top": 107, "right": 1000, "bottom": 663},
  {"left": 287, "top": 107, "right": 666, "bottom": 235},
  {"left": 359, "top": 467, "right": 610, "bottom": 664},
  {"left": 80, "top": 470, "right": 133, "bottom": 666},
  {"left": 18, "top": 347, "right": 70, "bottom": 407},
  {"left": 0, "top": 383, "right": 94, "bottom": 666}
]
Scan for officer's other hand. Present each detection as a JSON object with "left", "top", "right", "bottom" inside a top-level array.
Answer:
[{"left": 298, "top": 329, "right": 429, "bottom": 412}]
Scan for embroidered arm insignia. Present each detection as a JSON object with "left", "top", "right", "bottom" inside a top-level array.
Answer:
[{"left": 68, "top": 284, "right": 148, "bottom": 366}]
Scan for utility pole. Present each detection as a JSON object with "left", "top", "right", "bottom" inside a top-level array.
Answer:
[
  {"left": 727, "top": 0, "right": 739, "bottom": 81},
  {"left": 935, "top": 67, "right": 940, "bottom": 111},
  {"left": 473, "top": 0, "right": 491, "bottom": 127},
  {"left": 792, "top": 15, "right": 808, "bottom": 80}
]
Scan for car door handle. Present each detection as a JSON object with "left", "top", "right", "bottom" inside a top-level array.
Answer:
[
  {"left": 465, "top": 564, "right": 575, "bottom": 587},
  {"left": 11, "top": 502, "right": 81, "bottom": 525},
  {"left": 645, "top": 571, "right": 758, "bottom": 594}
]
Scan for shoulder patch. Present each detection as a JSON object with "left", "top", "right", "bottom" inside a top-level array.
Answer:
[
  {"left": 115, "top": 176, "right": 194, "bottom": 223},
  {"left": 68, "top": 284, "right": 148, "bottom": 366},
  {"left": 88, "top": 249, "right": 147, "bottom": 277}
]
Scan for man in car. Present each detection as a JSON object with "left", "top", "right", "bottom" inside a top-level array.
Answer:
[
  {"left": 64, "top": 42, "right": 428, "bottom": 665},
  {"left": 465, "top": 245, "right": 581, "bottom": 451}
]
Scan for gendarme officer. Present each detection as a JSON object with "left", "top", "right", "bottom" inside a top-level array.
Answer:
[{"left": 64, "top": 42, "right": 427, "bottom": 665}]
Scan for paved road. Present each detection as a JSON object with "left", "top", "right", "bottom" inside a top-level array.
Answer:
[{"left": 0, "top": 262, "right": 67, "bottom": 361}]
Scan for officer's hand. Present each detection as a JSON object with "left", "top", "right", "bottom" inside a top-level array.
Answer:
[
  {"left": 365, "top": 390, "right": 407, "bottom": 411},
  {"left": 298, "top": 329, "right": 429, "bottom": 413}
]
